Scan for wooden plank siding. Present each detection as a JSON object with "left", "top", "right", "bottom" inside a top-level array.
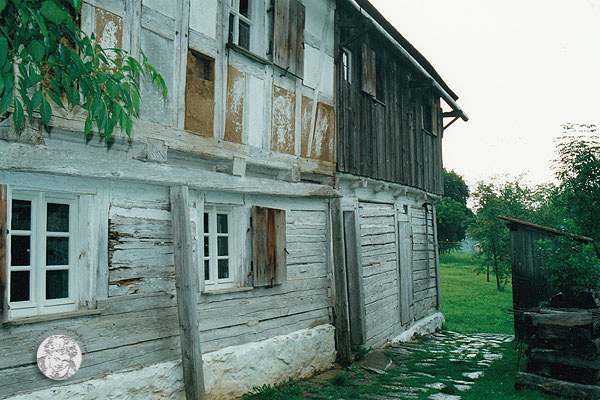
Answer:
[{"left": 335, "top": 5, "right": 444, "bottom": 195}]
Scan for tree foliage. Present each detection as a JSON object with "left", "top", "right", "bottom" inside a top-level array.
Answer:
[
  {"left": 0, "top": 0, "right": 167, "bottom": 140},
  {"left": 436, "top": 169, "right": 473, "bottom": 253}
]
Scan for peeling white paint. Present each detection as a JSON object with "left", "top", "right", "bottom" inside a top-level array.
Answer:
[
  {"left": 6, "top": 324, "right": 336, "bottom": 400},
  {"left": 98, "top": 19, "right": 119, "bottom": 50}
]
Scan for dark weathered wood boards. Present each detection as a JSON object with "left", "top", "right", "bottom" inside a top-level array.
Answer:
[
  {"left": 252, "top": 206, "right": 287, "bottom": 287},
  {"left": 516, "top": 372, "right": 600, "bottom": 399},
  {"left": 336, "top": 3, "right": 444, "bottom": 194},
  {"left": 331, "top": 199, "right": 352, "bottom": 365},
  {"left": 170, "top": 186, "right": 205, "bottom": 400}
]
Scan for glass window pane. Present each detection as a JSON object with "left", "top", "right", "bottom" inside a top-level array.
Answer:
[
  {"left": 239, "top": 21, "right": 250, "bottom": 50},
  {"left": 47, "top": 203, "right": 69, "bottom": 232},
  {"left": 11, "top": 200, "right": 31, "bottom": 230},
  {"left": 217, "top": 214, "right": 228, "bottom": 233},
  {"left": 10, "top": 271, "right": 30, "bottom": 302},
  {"left": 239, "top": 0, "right": 249, "bottom": 17},
  {"left": 46, "top": 270, "right": 69, "bottom": 299},
  {"left": 218, "top": 237, "right": 228, "bottom": 256},
  {"left": 218, "top": 259, "right": 229, "bottom": 279},
  {"left": 203, "top": 213, "right": 209, "bottom": 233},
  {"left": 11, "top": 235, "right": 30, "bottom": 266},
  {"left": 204, "top": 260, "right": 210, "bottom": 281},
  {"left": 204, "top": 236, "right": 209, "bottom": 257},
  {"left": 46, "top": 237, "right": 69, "bottom": 266}
]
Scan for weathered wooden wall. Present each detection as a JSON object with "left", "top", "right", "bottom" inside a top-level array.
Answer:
[
  {"left": 0, "top": 170, "right": 333, "bottom": 398},
  {"left": 341, "top": 182, "right": 439, "bottom": 348},
  {"left": 335, "top": 3, "right": 444, "bottom": 195}
]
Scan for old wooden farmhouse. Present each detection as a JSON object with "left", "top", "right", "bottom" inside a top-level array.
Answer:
[{"left": 0, "top": 0, "right": 467, "bottom": 398}]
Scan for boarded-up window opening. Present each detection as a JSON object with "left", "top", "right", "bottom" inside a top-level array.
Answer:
[
  {"left": 421, "top": 96, "right": 433, "bottom": 134},
  {"left": 273, "top": 0, "right": 305, "bottom": 78},
  {"left": 184, "top": 50, "right": 215, "bottom": 137},
  {"left": 361, "top": 43, "right": 376, "bottom": 97},
  {"left": 252, "top": 206, "right": 286, "bottom": 287}
]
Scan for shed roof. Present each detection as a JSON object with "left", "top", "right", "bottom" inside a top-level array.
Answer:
[
  {"left": 353, "top": 0, "right": 459, "bottom": 101},
  {"left": 498, "top": 215, "right": 593, "bottom": 243}
]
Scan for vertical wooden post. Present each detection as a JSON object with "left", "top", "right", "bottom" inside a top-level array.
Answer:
[
  {"left": 331, "top": 198, "right": 351, "bottom": 365},
  {"left": 170, "top": 186, "right": 205, "bottom": 400},
  {"left": 343, "top": 210, "right": 366, "bottom": 348},
  {"left": 430, "top": 204, "right": 442, "bottom": 310},
  {"left": 0, "top": 185, "right": 7, "bottom": 322}
]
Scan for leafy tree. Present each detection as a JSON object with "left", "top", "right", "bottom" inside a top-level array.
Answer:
[
  {"left": 0, "top": 0, "right": 167, "bottom": 141},
  {"left": 436, "top": 169, "right": 473, "bottom": 253},
  {"left": 469, "top": 177, "right": 533, "bottom": 290}
]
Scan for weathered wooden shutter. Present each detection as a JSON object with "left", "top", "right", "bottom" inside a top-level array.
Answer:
[
  {"left": 252, "top": 206, "right": 287, "bottom": 286},
  {"left": 361, "top": 43, "right": 376, "bottom": 96},
  {"left": 0, "top": 185, "right": 7, "bottom": 322},
  {"left": 273, "top": 0, "right": 305, "bottom": 78}
]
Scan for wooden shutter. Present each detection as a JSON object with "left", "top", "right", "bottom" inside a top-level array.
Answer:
[
  {"left": 0, "top": 185, "right": 7, "bottom": 322},
  {"left": 273, "top": 0, "right": 305, "bottom": 78},
  {"left": 252, "top": 206, "right": 287, "bottom": 287},
  {"left": 361, "top": 43, "right": 376, "bottom": 96}
]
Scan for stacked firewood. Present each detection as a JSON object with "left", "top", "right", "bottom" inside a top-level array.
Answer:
[{"left": 516, "top": 307, "right": 600, "bottom": 399}]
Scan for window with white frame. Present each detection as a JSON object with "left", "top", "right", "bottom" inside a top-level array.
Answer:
[
  {"left": 342, "top": 48, "right": 352, "bottom": 83},
  {"left": 202, "top": 206, "right": 234, "bottom": 288},
  {"left": 228, "top": 0, "right": 252, "bottom": 51},
  {"left": 7, "top": 191, "right": 78, "bottom": 319}
]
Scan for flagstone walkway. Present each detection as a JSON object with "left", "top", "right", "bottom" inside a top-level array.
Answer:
[{"left": 300, "top": 331, "right": 514, "bottom": 400}]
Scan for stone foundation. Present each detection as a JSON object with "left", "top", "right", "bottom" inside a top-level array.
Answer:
[
  {"left": 391, "top": 312, "right": 445, "bottom": 343},
  {"left": 7, "top": 324, "right": 336, "bottom": 400}
]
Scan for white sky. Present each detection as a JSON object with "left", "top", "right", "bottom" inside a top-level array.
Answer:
[{"left": 369, "top": 0, "right": 600, "bottom": 187}]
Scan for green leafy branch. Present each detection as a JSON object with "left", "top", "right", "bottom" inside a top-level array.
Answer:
[{"left": 0, "top": 0, "right": 167, "bottom": 141}]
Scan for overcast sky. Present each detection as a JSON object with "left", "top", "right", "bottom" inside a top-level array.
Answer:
[{"left": 369, "top": 0, "right": 600, "bottom": 188}]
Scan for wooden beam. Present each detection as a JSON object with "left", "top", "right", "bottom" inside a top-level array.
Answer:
[
  {"left": 343, "top": 210, "right": 366, "bottom": 348},
  {"left": 331, "top": 198, "right": 352, "bottom": 365},
  {"left": 170, "top": 186, "right": 205, "bottom": 400},
  {"left": 515, "top": 372, "right": 600, "bottom": 398},
  {"left": 0, "top": 185, "right": 7, "bottom": 323},
  {"left": 431, "top": 204, "right": 441, "bottom": 310},
  {"left": 1, "top": 142, "right": 340, "bottom": 199}
]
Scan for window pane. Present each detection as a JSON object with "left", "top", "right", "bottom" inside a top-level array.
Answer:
[
  {"left": 218, "top": 259, "right": 229, "bottom": 279},
  {"left": 217, "top": 214, "right": 228, "bottom": 233},
  {"left": 204, "top": 236, "right": 209, "bottom": 257},
  {"left": 203, "top": 213, "right": 209, "bottom": 233},
  {"left": 204, "top": 260, "right": 210, "bottom": 281},
  {"left": 47, "top": 203, "right": 69, "bottom": 232},
  {"left": 218, "top": 237, "right": 228, "bottom": 256},
  {"left": 239, "top": 0, "right": 249, "bottom": 17},
  {"left": 10, "top": 271, "right": 30, "bottom": 302},
  {"left": 239, "top": 21, "right": 250, "bottom": 50},
  {"left": 47, "top": 237, "right": 69, "bottom": 266},
  {"left": 11, "top": 235, "right": 30, "bottom": 266},
  {"left": 46, "top": 270, "right": 69, "bottom": 299},
  {"left": 11, "top": 200, "right": 31, "bottom": 230}
]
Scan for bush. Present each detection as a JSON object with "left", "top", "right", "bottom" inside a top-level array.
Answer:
[{"left": 538, "top": 236, "right": 600, "bottom": 298}]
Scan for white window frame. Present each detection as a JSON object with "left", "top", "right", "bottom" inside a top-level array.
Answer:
[
  {"left": 202, "top": 205, "right": 236, "bottom": 289},
  {"left": 342, "top": 48, "right": 352, "bottom": 83},
  {"left": 228, "top": 0, "right": 253, "bottom": 50},
  {"left": 7, "top": 190, "right": 78, "bottom": 319}
]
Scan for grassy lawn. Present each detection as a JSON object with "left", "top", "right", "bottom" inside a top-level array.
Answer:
[{"left": 440, "top": 252, "right": 560, "bottom": 400}]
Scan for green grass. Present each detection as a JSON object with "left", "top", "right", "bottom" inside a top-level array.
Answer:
[{"left": 439, "top": 252, "right": 515, "bottom": 335}]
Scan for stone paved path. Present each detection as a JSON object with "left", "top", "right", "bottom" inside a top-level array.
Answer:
[{"left": 301, "top": 331, "right": 514, "bottom": 400}]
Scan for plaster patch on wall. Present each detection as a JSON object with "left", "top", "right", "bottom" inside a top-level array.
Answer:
[
  {"left": 300, "top": 99, "right": 334, "bottom": 162},
  {"left": 5, "top": 324, "right": 336, "bottom": 400},
  {"left": 271, "top": 85, "right": 296, "bottom": 155},
  {"left": 224, "top": 65, "right": 245, "bottom": 144},
  {"left": 184, "top": 51, "right": 215, "bottom": 137},
  {"left": 95, "top": 9, "right": 123, "bottom": 52},
  {"left": 300, "top": 95, "right": 313, "bottom": 158}
]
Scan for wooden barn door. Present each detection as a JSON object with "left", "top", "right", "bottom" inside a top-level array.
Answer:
[{"left": 396, "top": 205, "right": 414, "bottom": 326}]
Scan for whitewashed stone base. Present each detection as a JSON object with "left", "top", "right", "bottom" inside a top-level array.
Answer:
[
  {"left": 6, "top": 324, "right": 336, "bottom": 400},
  {"left": 391, "top": 312, "right": 445, "bottom": 343}
]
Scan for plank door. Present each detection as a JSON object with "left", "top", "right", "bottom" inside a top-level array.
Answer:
[{"left": 397, "top": 205, "right": 414, "bottom": 325}]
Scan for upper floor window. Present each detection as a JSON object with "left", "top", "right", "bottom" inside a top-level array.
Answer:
[
  {"left": 7, "top": 191, "right": 78, "bottom": 319},
  {"left": 229, "top": 0, "right": 252, "bottom": 50},
  {"left": 421, "top": 98, "right": 434, "bottom": 134},
  {"left": 342, "top": 48, "right": 352, "bottom": 83}
]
